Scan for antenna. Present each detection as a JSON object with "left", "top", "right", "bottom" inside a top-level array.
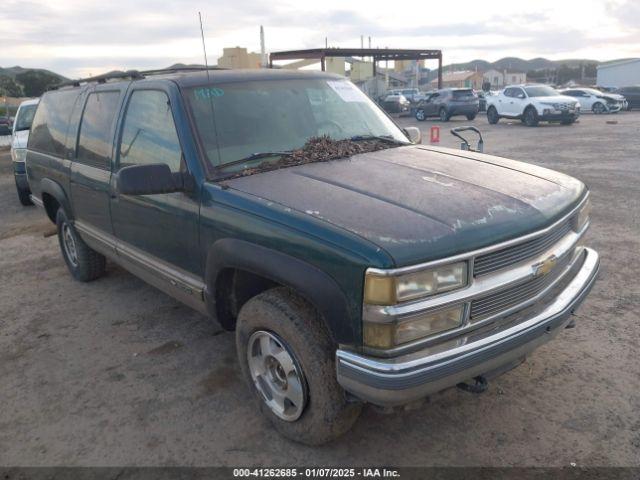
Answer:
[
  {"left": 198, "top": 12, "right": 212, "bottom": 84},
  {"left": 197, "top": 12, "right": 222, "bottom": 166}
]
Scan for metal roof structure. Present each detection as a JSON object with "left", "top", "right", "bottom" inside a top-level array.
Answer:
[{"left": 269, "top": 48, "right": 443, "bottom": 88}]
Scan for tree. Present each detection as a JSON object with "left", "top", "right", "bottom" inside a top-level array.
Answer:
[
  {"left": 0, "top": 75, "right": 23, "bottom": 97},
  {"left": 15, "top": 70, "right": 61, "bottom": 97}
]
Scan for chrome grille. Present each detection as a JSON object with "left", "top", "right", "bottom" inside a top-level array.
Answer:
[
  {"left": 470, "top": 251, "right": 574, "bottom": 322},
  {"left": 473, "top": 219, "right": 573, "bottom": 277}
]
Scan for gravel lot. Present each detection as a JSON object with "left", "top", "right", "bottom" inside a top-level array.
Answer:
[{"left": 0, "top": 112, "right": 639, "bottom": 467}]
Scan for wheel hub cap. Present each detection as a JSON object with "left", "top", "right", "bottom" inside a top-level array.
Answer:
[
  {"left": 62, "top": 223, "right": 78, "bottom": 267},
  {"left": 247, "top": 331, "right": 307, "bottom": 422}
]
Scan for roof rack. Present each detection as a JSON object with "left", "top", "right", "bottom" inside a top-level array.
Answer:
[{"left": 52, "top": 66, "right": 226, "bottom": 89}]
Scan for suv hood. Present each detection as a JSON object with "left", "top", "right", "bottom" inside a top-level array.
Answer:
[
  {"left": 535, "top": 95, "right": 578, "bottom": 105},
  {"left": 225, "top": 146, "right": 585, "bottom": 266},
  {"left": 11, "top": 130, "right": 29, "bottom": 149}
]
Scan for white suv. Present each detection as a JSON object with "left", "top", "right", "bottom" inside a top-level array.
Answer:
[
  {"left": 486, "top": 84, "right": 580, "bottom": 127},
  {"left": 11, "top": 98, "right": 39, "bottom": 205}
]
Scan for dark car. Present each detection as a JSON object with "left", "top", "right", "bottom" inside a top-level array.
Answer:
[
  {"left": 380, "top": 93, "right": 411, "bottom": 114},
  {"left": 414, "top": 88, "right": 480, "bottom": 121},
  {"left": 615, "top": 86, "right": 640, "bottom": 110},
  {"left": 26, "top": 68, "right": 599, "bottom": 445},
  {"left": 0, "top": 116, "right": 12, "bottom": 136}
]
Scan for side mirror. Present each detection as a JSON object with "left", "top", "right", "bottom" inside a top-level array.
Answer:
[
  {"left": 404, "top": 126, "right": 422, "bottom": 144},
  {"left": 115, "top": 163, "right": 183, "bottom": 195},
  {"left": 518, "top": 93, "right": 526, "bottom": 99}
]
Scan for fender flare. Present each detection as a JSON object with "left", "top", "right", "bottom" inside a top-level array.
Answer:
[
  {"left": 205, "top": 238, "right": 356, "bottom": 345},
  {"left": 40, "top": 178, "right": 73, "bottom": 221}
]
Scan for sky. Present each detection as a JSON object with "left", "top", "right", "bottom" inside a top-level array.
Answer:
[{"left": 1, "top": 0, "right": 639, "bottom": 78}]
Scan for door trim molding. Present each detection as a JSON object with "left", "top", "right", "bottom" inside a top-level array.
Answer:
[{"left": 74, "top": 220, "right": 207, "bottom": 315}]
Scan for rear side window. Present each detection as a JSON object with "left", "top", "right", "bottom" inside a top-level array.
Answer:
[
  {"left": 118, "top": 90, "right": 182, "bottom": 172},
  {"left": 452, "top": 89, "right": 474, "bottom": 99},
  {"left": 29, "top": 90, "right": 80, "bottom": 156},
  {"left": 77, "top": 91, "right": 120, "bottom": 169}
]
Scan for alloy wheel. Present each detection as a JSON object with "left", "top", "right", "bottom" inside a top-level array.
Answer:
[
  {"left": 62, "top": 223, "right": 79, "bottom": 267},
  {"left": 247, "top": 330, "right": 307, "bottom": 422}
]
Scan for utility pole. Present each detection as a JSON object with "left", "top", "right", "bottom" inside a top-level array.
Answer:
[{"left": 360, "top": 35, "right": 364, "bottom": 49}]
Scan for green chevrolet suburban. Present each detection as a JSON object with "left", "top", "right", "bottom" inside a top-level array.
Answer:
[{"left": 26, "top": 68, "right": 599, "bottom": 444}]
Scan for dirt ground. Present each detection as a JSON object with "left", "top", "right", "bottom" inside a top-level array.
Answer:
[{"left": 0, "top": 112, "right": 639, "bottom": 467}]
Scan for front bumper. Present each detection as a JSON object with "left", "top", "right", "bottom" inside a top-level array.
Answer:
[
  {"left": 336, "top": 247, "right": 599, "bottom": 406},
  {"left": 539, "top": 109, "right": 580, "bottom": 121}
]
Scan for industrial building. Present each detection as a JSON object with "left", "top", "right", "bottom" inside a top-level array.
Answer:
[
  {"left": 597, "top": 58, "right": 640, "bottom": 88},
  {"left": 429, "top": 70, "right": 483, "bottom": 89}
]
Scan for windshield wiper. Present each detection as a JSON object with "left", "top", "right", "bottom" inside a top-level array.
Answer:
[
  {"left": 218, "top": 151, "right": 295, "bottom": 171},
  {"left": 349, "top": 134, "right": 409, "bottom": 145}
]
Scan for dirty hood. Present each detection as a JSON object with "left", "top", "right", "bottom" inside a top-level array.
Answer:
[{"left": 225, "top": 146, "right": 585, "bottom": 266}]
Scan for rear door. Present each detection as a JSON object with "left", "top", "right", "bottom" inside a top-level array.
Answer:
[
  {"left": 69, "top": 85, "right": 125, "bottom": 244},
  {"left": 109, "top": 82, "right": 201, "bottom": 277}
]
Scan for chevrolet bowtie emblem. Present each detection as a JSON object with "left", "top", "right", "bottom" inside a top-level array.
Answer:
[{"left": 532, "top": 255, "right": 558, "bottom": 278}]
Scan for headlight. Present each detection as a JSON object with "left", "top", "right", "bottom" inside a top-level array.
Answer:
[
  {"left": 573, "top": 198, "right": 591, "bottom": 232},
  {"left": 364, "top": 262, "right": 468, "bottom": 305},
  {"left": 11, "top": 148, "right": 26, "bottom": 163},
  {"left": 364, "top": 305, "right": 465, "bottom": 348}
]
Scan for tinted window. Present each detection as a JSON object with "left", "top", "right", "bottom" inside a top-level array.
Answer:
[
  {"left": 29, "top": 90, "right": 80, "bottom": 156},
  {"left": 76, "top": 91, "right": 120, "bottom": 169},
  {"left": 119, "top": 90, "right": 182, "bottom": 172},
  {"left": 14, "top": 104, "right": 38, "bottom": 132},
  {"left": 524, "top": 86, "right": 558, "bottom": 97}
]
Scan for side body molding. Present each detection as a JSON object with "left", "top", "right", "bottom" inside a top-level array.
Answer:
[{"left": 205, "top": 238, "right": 355, "bottom": 344}]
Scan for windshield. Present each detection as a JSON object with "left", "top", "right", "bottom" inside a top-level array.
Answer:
[
  {"left": 524, "top": 86, "right": 559, "bottom": 97},
  {"left": 187, "top": 78, "right": 408, "bottom": 170},
  {"left": 14, "top": 104, "right": 37, "bottom": 132}
]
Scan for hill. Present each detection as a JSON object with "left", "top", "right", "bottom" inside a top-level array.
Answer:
[{"left": 444, "top": 57, "right": 599, "bottom": 73}]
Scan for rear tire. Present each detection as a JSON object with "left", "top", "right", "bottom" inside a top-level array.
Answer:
[
  {"left": 466, "top": 113, "right": 477, "bottom": 121},
  {"left": 56, "top": 208, "right": 106, "bottom": 282},
  {"left": 415, "top": 109, "right": 426, "bottom": 121},
  {"left": 236, "top": 287, "right": 362, "bottom": 445},
  {"left": 439, "top": 107, "right": 450, "bottom": 122},
  {"left": 523, "top": 107, "right": 539, "bottom": 127},
  {"left": 487, "top": 106, "right": 499, "bottom": 124},
  {"left": 15, "top": 180, "right": 33, "bottom": 206},
  {"left": 561, "top": 118, "right": 575, "bottom": 125}
]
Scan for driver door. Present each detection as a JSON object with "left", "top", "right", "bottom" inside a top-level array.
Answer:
[
  {"left": 509, "top": 87, "right": 527, "bottom": 116},
  {"left": 110, "top": 85, "right": 201, "bottom": 278},
  {"left": 425, "top": 93, "right": 440, "bottom": 116}
]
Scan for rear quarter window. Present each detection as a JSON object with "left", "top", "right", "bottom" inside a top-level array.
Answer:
[
  {"left": 29, "top": 90, "right": 81, "bottom": 157},
  {"left": 76, "top": 91, "right": 121, "bottom": 169}
]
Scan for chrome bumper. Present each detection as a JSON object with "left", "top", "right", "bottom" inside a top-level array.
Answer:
[{"left": 336, "top": 247, "right": 599, "bottom": 406}]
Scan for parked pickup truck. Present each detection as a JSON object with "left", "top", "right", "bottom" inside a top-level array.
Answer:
[
  {"left": 26, "top": 69, "right": 599, "bottom": 445},
  {"left": 486, "top": 84, "right": 580, "bottom": 126}
]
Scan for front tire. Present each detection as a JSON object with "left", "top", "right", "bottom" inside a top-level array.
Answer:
[
  {"left": 236, "top": 287, "right": 362, "bottom": 445},
  {"left": 466, "top": 113, "right": 477, "bottom": 121},
  {"left": 592, "top": 102, "right": 606, "bottom": 114},
  {"left": 56, "top": 208, "right": 106, "bottom": 282},
  {"left": 15, "top": 179, "right": 33, "bottom": 206},
  {"left": 487, "top": 106, "right": 499, "bottom": 124},
  {"left": 415, "top": 109, "right": 426, "bottom": 121},
  {"left": 523, "top": 107, "right": 539, "bottom": 127},
  {"left": 439, "top": 107, "right": 450, "bottom": 122}
]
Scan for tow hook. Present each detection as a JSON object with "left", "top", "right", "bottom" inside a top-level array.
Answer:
[{"left": 457, "top": 375, "right": 489, "bottom": 394}]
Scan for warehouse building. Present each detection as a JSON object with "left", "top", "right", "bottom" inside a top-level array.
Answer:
[{"left": 597, "top": 58, "right": 640, "bottom": 88}]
